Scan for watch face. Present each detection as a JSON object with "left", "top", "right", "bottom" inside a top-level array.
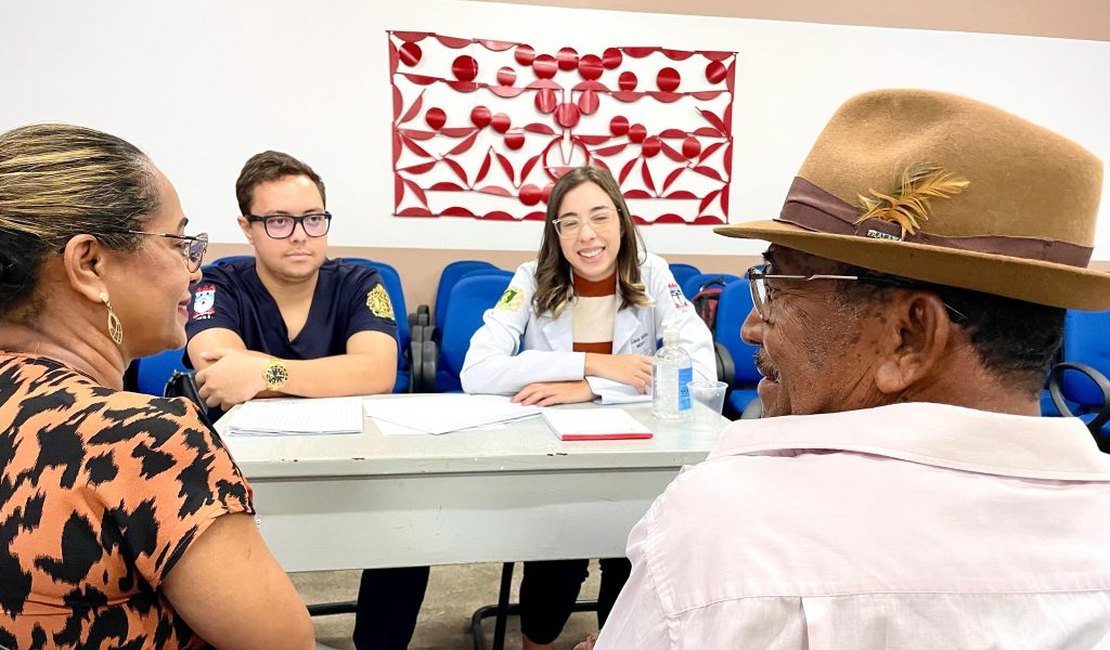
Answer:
[{"left": 265, "top": 361, "right": 288, "bottom": 388}]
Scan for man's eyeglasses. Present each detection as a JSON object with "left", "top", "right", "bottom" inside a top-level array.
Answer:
[
  {"left": 746, "top": 263, "right": 968, "bottom": 323},
  {"left": 104, "top": 230, "right": 209, "bottom": 273},
  {"left": 246, "top": 212, "right": 332, "bottom": 239},
  {"left": 553, "top": 210, "right": 617, "bottom": 239}
]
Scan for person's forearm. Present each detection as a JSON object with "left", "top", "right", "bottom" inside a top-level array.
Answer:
[{"left": 278, "top": 354, "right": 396, "bottom": 397}]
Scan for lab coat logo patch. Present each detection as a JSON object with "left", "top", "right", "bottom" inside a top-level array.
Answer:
[
  {"left": 192, "top": 284, "right": 215, "bottom": 319},
  {"left": 366, "top": 284, "right": 395, "bottom": 320},
  {"left": 667, "top": 282, "right": 687, "bottom": 311},
  {"left": 496, "top": 286, "right": 524, "bottom": 312}
]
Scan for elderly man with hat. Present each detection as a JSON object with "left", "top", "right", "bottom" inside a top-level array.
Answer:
[{"left": 588, "top": 89, "right": 1110, "bottom": 649}]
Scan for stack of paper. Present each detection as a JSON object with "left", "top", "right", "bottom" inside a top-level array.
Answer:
[
  {"left": 227, "top": 396, "right": 364, "bottom": 436},
  {"left": 362, "top": 394, "right": 540, "bottom": 435},
  {"left": 541, "top": 408, "right": 653, "bottom": 441}
]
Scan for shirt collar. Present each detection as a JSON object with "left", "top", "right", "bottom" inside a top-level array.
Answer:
[{"left": 710, "top": 402, "right": 1110, "bottom": 481}]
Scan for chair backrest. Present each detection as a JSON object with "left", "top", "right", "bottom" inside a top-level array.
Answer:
[
  {"left": 437, "top": 270, "right": 514, "bottom": 392},
  {"left": 714, "top": 281, "right": 760, "bottom": 384},
  {"left": 668, "top": 263, "right": 702, "bottom": 290},
  {"left": 136, "top": 348, "right": 187, "bottom": 396},
  {"left": 1061, "top": 309, "right": 1110, "bottom": 407},
  {"left": 341, "top": 258, "right": 411, "bottom": 393},
  {"left": 435, "top": 260, "right": 500, "bottom": 327},
  {"left": 681, "top": 272, "right": 741, "bottom": 301}
]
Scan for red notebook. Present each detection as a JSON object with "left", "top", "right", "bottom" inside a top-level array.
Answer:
[{"left": 542, "top": 409, "right": 654, "bottom": 441}]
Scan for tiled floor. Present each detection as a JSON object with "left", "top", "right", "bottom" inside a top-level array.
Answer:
[{"left": 293, "top": 562, "right": 601, "bottom": 650}]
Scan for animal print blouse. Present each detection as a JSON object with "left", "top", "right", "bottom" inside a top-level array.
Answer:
[{"left": 0, "top": 353, "right": 255, "bottom": 649}]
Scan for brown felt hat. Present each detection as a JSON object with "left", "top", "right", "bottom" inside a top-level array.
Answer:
[{"left": 715, "top": 89, "right": 1109, "bottom": 310}]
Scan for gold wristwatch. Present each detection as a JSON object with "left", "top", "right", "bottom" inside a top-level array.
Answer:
[{"left": 263, "top": 358, "right": 288, "bottom": 391}]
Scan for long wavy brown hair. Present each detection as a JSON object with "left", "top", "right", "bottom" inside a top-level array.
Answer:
[{"left": 532, "top": 165, "right": 651, "bottom": 318}]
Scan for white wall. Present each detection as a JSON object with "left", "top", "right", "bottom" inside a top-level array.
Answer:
[{"left": 2, "top": 0, "right": 1107, "bottom": 258}]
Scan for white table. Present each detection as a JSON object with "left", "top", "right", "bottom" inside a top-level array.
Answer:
[{"left": 217, "top": 400, "right": 727, "bottom": 572}]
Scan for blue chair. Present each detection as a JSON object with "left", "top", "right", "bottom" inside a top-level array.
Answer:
[
  {"left": 1048, "top": 309, "right": 1110, "bottom": 449},
  {"left": 668, "top": 263, "right": 702, "bottom": 290},
  {"left": 135, "top": 348, "right": 188, "bottom": 396},
  {"left": 434, "top": 260, "right": 500, "bottom": 329},
  {"left": 341, "top": 258, "right": 412, "bottom": 393},
  {"left": 682, "top": 272, "right": 741, "bottom": 301},
  {"left": 432, "top": 270, "right": 513, "bottom": 393},
  {"left": 713, "top": 281, "right": 761, "bottom": 418}
]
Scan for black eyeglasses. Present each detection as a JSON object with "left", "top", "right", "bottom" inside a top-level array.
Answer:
[
  {"left": 747, "top": 263, "right": 968, "bottom": 324},
  {"left": 103, "top": 230, "right": 209, "bottom": 273},
  {"left": 245, "top": 212, "right": 332, "bottom": 239}
]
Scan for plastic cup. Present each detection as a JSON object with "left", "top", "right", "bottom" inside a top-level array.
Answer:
[{"left": 687, "top": 380, "right": 728, "bottom": 427}]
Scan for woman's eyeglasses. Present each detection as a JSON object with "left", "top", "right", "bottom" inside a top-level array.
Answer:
[
  {"left": 245, "top": 212, "right": 332, "bottom": 239},
  {"left": 552, "top": 210, "right": 617, "bottom": 239},
  {"left": 102, "top": 230, "right": 209, "bottom": 273}
]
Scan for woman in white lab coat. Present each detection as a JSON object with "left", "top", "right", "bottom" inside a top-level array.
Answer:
[{"left": 460, "top": 165, "right": 714, "bottom": 650}]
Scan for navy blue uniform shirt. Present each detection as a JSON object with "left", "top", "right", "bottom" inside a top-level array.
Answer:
[{"left": 185, "top": 257, "right": 398, "bottom": 364}]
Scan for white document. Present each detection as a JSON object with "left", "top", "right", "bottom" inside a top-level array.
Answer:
[
  {"left": 362, "top": 394, "right": 540, "bottom": 435},
  {"left": 541, "top": 408, "right": 654, "bottom": 440},
  {"left": 227, "top": 396, "right": 363, "bottom": 436},
  {"left": 597, "top": 391, "right": 652, "bottom": 405}
]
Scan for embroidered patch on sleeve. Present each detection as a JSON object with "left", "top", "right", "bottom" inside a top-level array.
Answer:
[
  {"left": 366, "top": 284, "right": 396, "bottom": 320},
  {"left": 667, "top": 282, "right": 688, "bottom": 311},
  {"left": 192, "top": 284, "right": 216, "bottom": 320},
  {"left": 495, "top": 286, "right": 525, "bottom": 312}
]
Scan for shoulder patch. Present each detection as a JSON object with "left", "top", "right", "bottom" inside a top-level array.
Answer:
[
  {"left": 496, "top": 286, "right": 525, "bottom": 312},
  {"left": 667, "top": 282, "right": 688, "bottom": 311},
  {"left": 366, "top": 284, "right": 395, "bottom": 320},
  {"left": 192, "top": 284, "right": 216, "bottom": 320}
]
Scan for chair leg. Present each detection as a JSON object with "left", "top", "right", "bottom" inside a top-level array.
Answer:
[{"left": 493, "top": 561, "right": 514, "bottom": 650}]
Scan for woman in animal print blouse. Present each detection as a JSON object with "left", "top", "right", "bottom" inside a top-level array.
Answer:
[{"left": 0, "top": 124, "right": 314, "bottom": 650}]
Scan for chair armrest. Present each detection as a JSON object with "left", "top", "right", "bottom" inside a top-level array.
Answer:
[
  {"left": 408, "top": 336, "right": 423, "bottom": 393},
  {"left": 715, "top": 342, "right": 736, "bottom": 386},
  {"left": 417, "top": 339, "right": 438, "bottom": 393},
  {"left": 1049, "top": 362, "right": 1110, "bottom": 433},
  {"left": 417, "top": 304, "right": 430, "bottom": 326}
]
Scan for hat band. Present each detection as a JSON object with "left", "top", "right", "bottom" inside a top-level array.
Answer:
[{"left": 777, "top": 177, "right": 1093, "bottom": 268}]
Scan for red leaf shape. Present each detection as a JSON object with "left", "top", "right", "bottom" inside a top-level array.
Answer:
[
  {"left": 659, "top": 128, "right": 687, "bottom": 139},
  {"left": 662, "top": 167, "right": 685, "bottom": 192},
  {"left": 723, "top": 143, "right": 733, "bottom": 176},
  {"left": 661, "top": 48, "right": 695, "bottom": 61},
  {"left": 624, "top": 189, "right": 652, "bottom": 199},
  {"left": 649, "top": 91, "right": 683, "bottom": 104},
  {"left": 691, "top": 90, "right": 724, "bottom": 101},
  {"left": 641, "top": 161, "right": 656, "bottom": 194},
  {"left": 660, "top": 142, "right": 685, "bottom": 163},
  {"left": 701, "top": 50, "right": 733, "bottom": 61},
  {"left": 664, "top": 190, "right": 697, "bottom": 199},
  {"left": 591, "top": 143, "right": 627, "bottom": 157},
  {"left": 392, "top": 131, "right": 402, "bottom": 164},
  {"left": 475, "top": 151, "right": 493, "bottom": 185},
  {"left": 440, "top": 127, "right": 477, "bottom": 137},
  {"left": 618, "top": 158, "right": 638, "bottom": 185},
  {"left": 441, "top": 206, "right": 476, "bottom": 217},
  {"left": 720, "top": 185, "right": 730, "bottom": 217},
  {"left": 403, "top": 179, "right": 428, "bottom": 207},
  {"left": 478, "top": 186, "right": 513, "bottom": 197},
  {"left": 697, "top": 142, "right": 725, "bottom": 165},
  {"left": 392, "top": 31, "right": 429, "bottom": 43},
  {"left": 478, "top": 39, "right": 515, "bottom": 51},
  {"left": 723, "top": 104, "right": 733, "bottom": 135},
  {"left": 624, "top": 47, "right": 656, "bottom": 58},
  {"left": 725, "top": 61, "right": 736, "bottom": 93},
  {"left": 691, "top": 215, "right": 726, "bottom": 225},
  {"left": 398, "top": 160, "right": 438, "bottom": 174},
  {"left": 693, "top": 127, "right": 723, "bottom": 138},
  {"left": 697, "top": 109, "right": 727, "bottom": 133},
  {"left": 446, "top": 81, "right": 479, "bottom": 93},
  {"left": 394, "top": 176, "right": 404, "bottom": 207},
  {"left": 399, "top": 128, "right": 436, "bottom": 141},
  {"left": 397, "top": 207, "right": 433, "bottom": 217},
  {"left": 444, "top": 158, "right": 469, "bottom": 185},
  {"left": 392, "top": 85, "right": 402, "bottom": 120},
  {"left": 524, "top": 123, "right": 556, "bottom": 135},
  {"left": 693, "top": 165, "right": 723, "bottom": 182},
  {"left": 611, "top": 91, "right": 644, "bottom": 103},
  {"left": 576, "top": 134, "right": 610, "bottom": 145},
  {"left": 495, "top": 153, "right": 514, "bottom": 185},
  {"left": 520, "top": 154, "right": 542, "bottom": 182},
  {"left": 398, "top": 90, "right": 424, "bottom": 125},
  {"left": 489, "top": 86, "right": 528, "bottom": 98},
  {"left": 523, "top": 211, "right": 546, "bottom": 221},
  {"left": 435, "top": 35, "right": 471, "bottom": 48},
  {"left": 448, "top": 131, "right": 479, "bottom": 155},
  {"left": 402, "top": 136, "right": 432, "bottom": 158},
  {"left": 482, "top": 210, "right": 516, "bottom": 220},
  {"left": 429, "top": 182, "right": 464, "bottom": 191},
  {"left": 402, "top": 73, "right": 438, "bottom": 86},
  {"left": 698, "top": 189, "right": 722, "bottom": 215},
  {"left": 653, "top": 213, "right": 686, "bottom": 224}
]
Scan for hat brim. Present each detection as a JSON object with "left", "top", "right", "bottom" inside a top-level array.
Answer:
[{"left": 715, "top": 220, "right": 1110, "bottom": 311}]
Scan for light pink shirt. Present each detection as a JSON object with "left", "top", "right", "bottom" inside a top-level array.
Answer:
[{"left": 597, "top": 403, "right": 1110, "bottom": 649}]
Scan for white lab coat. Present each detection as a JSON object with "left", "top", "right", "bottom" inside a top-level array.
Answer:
[{"left": 460, "top": 253, "right": 716, "bottom": 401}]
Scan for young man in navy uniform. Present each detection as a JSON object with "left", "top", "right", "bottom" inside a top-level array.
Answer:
[{"left": 186, "top": 151, "right": 427, "bottom": 650}]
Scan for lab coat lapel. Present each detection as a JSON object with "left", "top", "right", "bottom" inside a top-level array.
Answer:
[{"left": 542, "top": 312, "right": 573, "bottom": 350}]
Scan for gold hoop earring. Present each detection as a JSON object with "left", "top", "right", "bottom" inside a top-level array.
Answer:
[{"left": 99, "top": 291, "right": 124, "bottom": 345}]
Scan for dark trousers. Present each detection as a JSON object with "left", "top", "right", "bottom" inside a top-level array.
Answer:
[
  {"left": 352, "top": 566, "right": 430, "bottom": 650},
  {"left": 519, "top": 557, "right": 632, "bottom": 644}
]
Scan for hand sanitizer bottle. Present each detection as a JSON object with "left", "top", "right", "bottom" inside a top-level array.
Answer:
[{"left": 652, "top": 322, "right": 692, "bottom": 420}]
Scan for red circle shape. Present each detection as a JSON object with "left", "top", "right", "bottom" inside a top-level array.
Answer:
[
  {"left": 705, "top": 60, "right": 727, "bottom": 85},
  {"left": 471, "top": 106, "right": 491, "bottom": 128},
  {"left": 577, "top": 90, "right": 599, "bottom": 115},
  {"left": 628, "top": 124, "right": 647, "bottom": 144},
  {"left": 602, "top": 48, "right": 623, "bottom": 69},
  {"left": 424, "top": 107, "right": 446, "bottom": 130},
  {"left": 504, "top": 131, "right": 525, "bottom": 150},
  {"left": 520, "top": 184, "right": 542, "bottom": 206},
  {"left": 491, "top": 113, "right": 512, "bottom": 133},
  {"left": 609, "top": 116, "right": 629, "bottom": 137},
  {"left": 532, "top": 54, "right": 558, "bottom": 79},
  {"left": 534, "top": 88, "right": 558, "bottom": 114},
  {"left": 682, "top": 136, "right": 702, "bottom": 159},
  {"left": 452, "top": 55, "right": 479, "bottom": 82},
  {"left": 399, "top": 42, "right": 422, "bottom": 67},
  {"left": 642, "top": 136, "right": 661, "bottom": 157},
  {"left": 618, "top": 71, "right": 638, "bottom": 91},
  {"left": 578, "top": 54, "right": 603, "bottom": 80},
  {"left": 554, "top": 103, "right": 581, "bottom": 129},
  {"left": 514, "top": 44, "right": 535, "bottom": 65},
  {"left": 541, "top": 183, "right": 555, "bottom": 204},
  {"left": 497, "top": 66, "right": 517, "bottom": 86},
  {"left": 656, "top": 67, "right": 681, "bottom": 92},
  {"left": 557, "top": 47, "right": 579, "bottom": 70}
]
